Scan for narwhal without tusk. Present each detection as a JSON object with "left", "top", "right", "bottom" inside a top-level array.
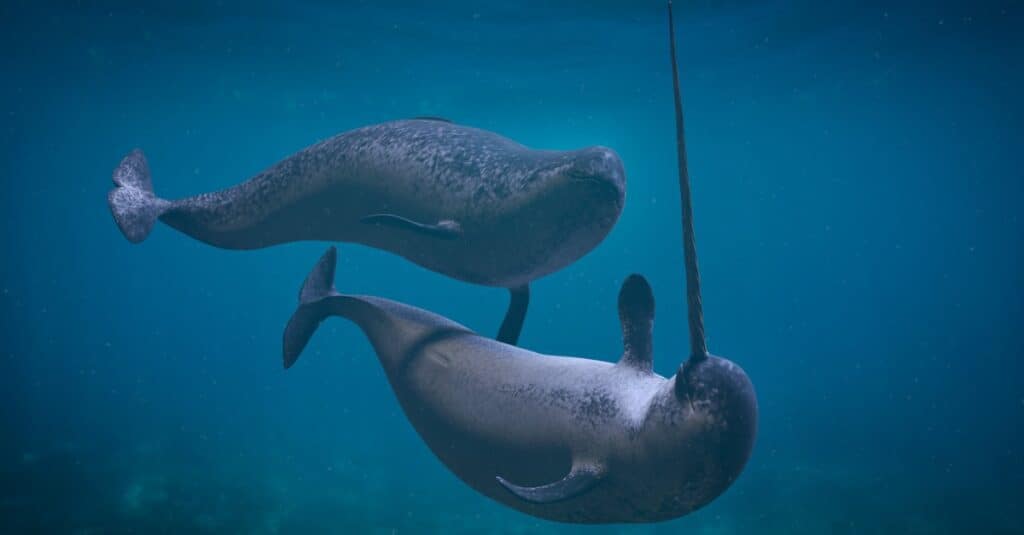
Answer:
[
  {"left": 279, "top": 2, "right": 757, "bottom": 522},
  {"left": 108, "top": 118, "right": 626, "bottom": 346}
]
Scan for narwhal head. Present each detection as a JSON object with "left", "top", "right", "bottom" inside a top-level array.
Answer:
[
  {"left": 669, "top": 353, "right": 758, "bottom": 505},
  {"left": 548, "top": 145, "right": 626, "bottom": 209},
  {"left": 500, "top": 146, "right": 625, "bottom": 285},
  {"left": 628, "top": 353, "right": 757, "bottom": 518},
  {"left": 522, "top": 146, "right": 626, "bottom": 216},
  {"left": 616, "top": 274, "right": 757, "bottom": 518},
  {"left": 625, "top": 349, "right": 757, "bottom": 517}
]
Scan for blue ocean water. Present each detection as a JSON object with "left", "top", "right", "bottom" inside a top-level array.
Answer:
[{"left": 2, "top": 0, "right": 1022, "bottom": 532}]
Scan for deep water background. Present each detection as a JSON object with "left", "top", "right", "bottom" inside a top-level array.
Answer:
[{"left": 2, "top": 0, "right": 1022, "bottom": 533}]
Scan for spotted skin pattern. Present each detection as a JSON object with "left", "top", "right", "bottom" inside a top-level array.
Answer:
[
  {"left": 110, "top": 119, "right": 625, "bottom": 288},
  {"left": 283, "top": 249, "right": 758, "bottom": 524}
]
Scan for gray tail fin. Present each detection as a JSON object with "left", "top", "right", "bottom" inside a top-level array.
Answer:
[
  {"left": 283, "top": 246, "right": 341, "bottom": 369},
  {"left": 107, "top": 149, "right": 171, "bottom": 243}
]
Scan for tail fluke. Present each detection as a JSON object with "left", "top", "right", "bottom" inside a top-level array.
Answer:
[
  {"left": 283, "top": 246, "right": 341, "bottom": 369},
  {"left": 107, "top": 149, "right": 171, "bottom": 243}
]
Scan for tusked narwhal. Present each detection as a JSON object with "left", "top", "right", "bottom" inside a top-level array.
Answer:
[
  {"left": 279, "top": 2, "right": 757, "bottom": 523},
  {"left": 108, "top": 118, "right": 625, "bottom": 346}
]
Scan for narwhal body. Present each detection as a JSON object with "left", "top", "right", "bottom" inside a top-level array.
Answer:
[
  {"left": 108, "top": 118, "right": 625, "bottom": 344},
  {"left": 108, "top": 119, "right": 624, "bottom": 289},
  {"left": 284, "top": 248, "right": 756, "bottom": 523},
  {"left": 280, "top": 2, "right": 757, "bottom": 523}
]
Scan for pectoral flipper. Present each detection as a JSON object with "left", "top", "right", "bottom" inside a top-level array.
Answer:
[{"left": 496, "top": 462, "right": 606, "bottom": 504}]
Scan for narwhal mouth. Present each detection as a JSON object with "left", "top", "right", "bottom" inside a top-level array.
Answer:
[
  {"left": 563, "top": 145, "right": 626, "bottom": 202},
  {"left": 568, "top": 172, "right": 627, "bottom": 213}
]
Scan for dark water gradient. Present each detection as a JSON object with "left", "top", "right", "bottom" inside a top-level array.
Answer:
[{"left": 2, "top": 1, "right": 1022, "bottom": 532}]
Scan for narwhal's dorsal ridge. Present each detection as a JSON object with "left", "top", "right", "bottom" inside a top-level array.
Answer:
[
  {"left": 411, "top": 115, "right": 453, "bottom": 123},
  {"left": 496, "top": 462, "right": 606, "bottom": 504},
  {"left": 617, "top": 274, "right": 654, "bottom": 372}
]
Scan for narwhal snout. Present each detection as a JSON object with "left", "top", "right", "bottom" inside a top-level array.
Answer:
[
  {"left": 673, "top": 355, "right": 758, "bottom": 498},
  {"left": 569, "top": 146, "right": 626, "bottom": 206},
  {"left": 675, "top": 355, "right": 758, "bottom": 439}
]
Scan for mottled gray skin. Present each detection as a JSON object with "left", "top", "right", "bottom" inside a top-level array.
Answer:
[
  {"left": 286, "top": 249, "right": 757, "bottom": 524},
  {"left": 110, "top": 119, "right": 625, "bottom": 288}
]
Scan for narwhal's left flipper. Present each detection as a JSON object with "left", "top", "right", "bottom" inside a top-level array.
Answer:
[
  {"left": 496, "top": 461, "right": 605, "bottom": 504},
  {"left": 496, "top": 285, "right": 529, "bottom": 345},
  {"left": 359, "top": 213, "right": 463, "bottom": 240}
]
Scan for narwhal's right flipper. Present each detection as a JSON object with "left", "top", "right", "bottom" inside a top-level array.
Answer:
[{"left": 496, "top": 285, "right": 529, "bottom": 345}]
